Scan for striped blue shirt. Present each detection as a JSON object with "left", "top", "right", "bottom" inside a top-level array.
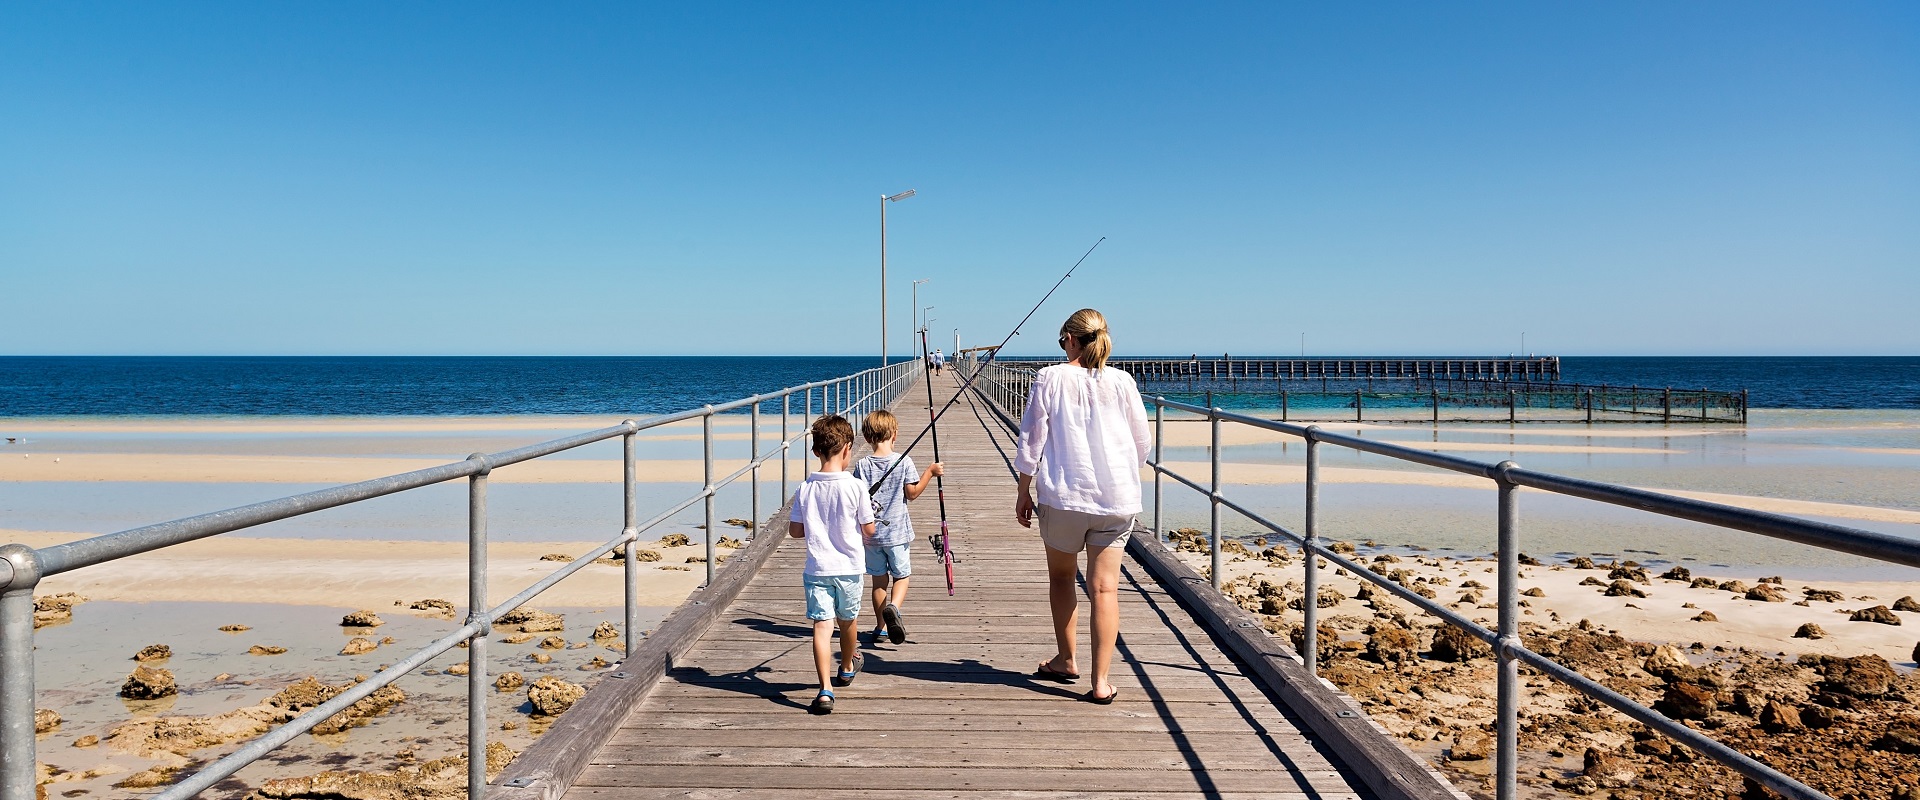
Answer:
[{"left": 852, "top": 453, "right": 918, "bottom": 546}]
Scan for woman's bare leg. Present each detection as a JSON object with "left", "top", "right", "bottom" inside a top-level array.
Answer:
[
  {"left": 1042, "top": 544, "right": 1081, "bottom": 675},
  {"left": 1084, "top": 542, "right": 1125, "bottom": 699}
]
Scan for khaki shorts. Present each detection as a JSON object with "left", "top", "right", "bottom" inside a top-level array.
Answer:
[{"left": 1037, "top": 504, "right": 1135, "bottom": 554}]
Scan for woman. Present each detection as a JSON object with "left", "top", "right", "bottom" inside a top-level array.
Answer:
[{"left": 1013, "top": 308, "right": 1151, "bottom": 704}]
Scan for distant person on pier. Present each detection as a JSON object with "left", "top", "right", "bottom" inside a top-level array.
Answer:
[
  {"left": 932, "top": 349, "right": 945, "bottom": 374},
  {"left": 789, "top": 415, "right": 875, "bottom": 714},
  {"left": 1013, "top": 308, "right": 1151, "bottom": 705}
]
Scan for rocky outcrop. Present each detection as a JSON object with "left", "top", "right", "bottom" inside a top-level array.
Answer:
[
  {"left": 408, "top": 599, "right": 456, "bottom": 617},
  {"left": 1806, "top": 654, "right": 1895, "bottom": 697},
  {"left": 493, "top": 672, "right": 524, "bottom": 692},
  {"left": 1659, "top": 566, "right": 1691, "bottom": 580},
  {"left": 591, "top": 621, "right": 619, "bottom": 640},
  {"left": 497, "top": 608, "right": 564, "bottom": 633},
  {"left": 1656, "top": 681, "right": 1716, "bottom": 720},
  {"left": 1804, "top": 588, "right": 1843, "bottom": 602},
  {"left": 219, "top": 624, "right": 251, "bottom": 632},
  {"left": 1745, "top": 584, "right": 1789, "bottom": 602},
  {"left": 1690, "top": 610, "right": 1718, "bottom": 622},
  {"left": 659, "top": 533, "right": 691, "bottom": 547},
  {"left": 1603, "top": 579, "right": 1648, "bottom": 598},
  {"left": 1430, "top": 625, "right": 1488, "bottom": 662},
  {"left": 108, "top": 675, "right": 404, "bottom": 759},
  {"left": 120, "top": 666, "right": 177, "bottom": 700},
  {"left": 249, "top": 741, "right": 514, "bottom": 800},
  {"left": 32, "top": 593, "right": 85, "bottom": 628},
  {"left": 339, "top": 638, "right": 378, "bottom": 656},
  {"left": 248, "top": 645, "right": 287, "bottom": 656},
  {"left": 1366, "top": 626, "right": 1418, "bottom": 666},
  {"left": 340, "top": 610, "right": 384, "bottom": 627},
  {"left": 527, "top": 676, "right": 586, "bottom": 716},
  {"left": 537, "top": 636, "right": 567, "bottom": 650},
  {"left": 1641, "top": 644, "right": 1692, "bottom": 680},
  {"left": 1849, "top": 605, "right": 1900, "bottom": 625},
  {"left": 133, "top": 644, "right": 172, "bottom": 662},
  {"left": 1893, "top": 596, "right": 1920, "bottom": 613},
  {"left": 716, "top": 535, "right": 745, "bottom": 547},
  {"left": 33, "top": 708, "right": 60, "bottom": 734},
  {"left": 1793, "top": 623, "right": 1827, "bottom": 639}
]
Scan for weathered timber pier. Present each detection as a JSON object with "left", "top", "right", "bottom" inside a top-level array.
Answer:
[
  {"left": 1001, "top": 356, "right": 1562, "bottom": 382},
  {"left": 490, "top": 373, "right": 1460, "bottom": 800}
]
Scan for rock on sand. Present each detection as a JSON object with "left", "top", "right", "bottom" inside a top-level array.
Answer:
[
  {"left": 340, "top": 610, "right": 385, "bottom": 627},
  {"left": 528, "top": 676, "right": 586, "bottom": 716},
  {"left": 119, "top": 665, "right": 176, "bottom": 700}
]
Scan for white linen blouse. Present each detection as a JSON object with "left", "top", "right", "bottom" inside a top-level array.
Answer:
[{"left": 1014, "top": 362, "right": 1153, "bottom": 516}]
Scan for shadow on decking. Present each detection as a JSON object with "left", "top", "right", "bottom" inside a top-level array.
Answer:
[{"left": 1120, "top": 562, "right": 1355, "bottom": 800}]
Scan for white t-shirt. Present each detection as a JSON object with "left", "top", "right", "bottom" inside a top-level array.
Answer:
[
  {"left": 1014, "top": 363, "right": 1152, "bottom": 516},
  {"left": 790, "top": 471, "right": 875, "bottom": 576}
]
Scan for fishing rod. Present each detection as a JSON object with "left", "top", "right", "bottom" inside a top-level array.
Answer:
[
  {"left": 866, "top": 236, "right": 1105, "bottom": 495},
  {"left": 916, "top": 326, "right": 956, "bottom": 595}
]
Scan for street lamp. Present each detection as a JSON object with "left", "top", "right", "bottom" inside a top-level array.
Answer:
[
  {"left": 881, "top": 189, "right": 916, "bottom": 367},
  {"left": 912, "top": 279, "right": 930, "bottom": 334}
]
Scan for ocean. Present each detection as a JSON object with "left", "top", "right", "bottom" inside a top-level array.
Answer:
[{"left": 0, "top": 355, "right": 1915, "bottom": 416}]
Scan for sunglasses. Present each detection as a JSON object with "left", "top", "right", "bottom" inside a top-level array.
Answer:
[{"left": 1058, "top": 334, "right": 1071, "bottom": 349}]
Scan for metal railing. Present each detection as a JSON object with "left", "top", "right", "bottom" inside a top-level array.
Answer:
[
  {"left": 957, "top": 358, "right": 1919, "bottom": 800},
  {"left": 0, "top": 359, "right": 922, "bottom": 800}
]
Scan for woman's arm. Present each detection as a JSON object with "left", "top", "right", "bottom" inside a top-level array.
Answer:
[{"left": 1013, "top": 371, "right": 1049, "bottom": 528}]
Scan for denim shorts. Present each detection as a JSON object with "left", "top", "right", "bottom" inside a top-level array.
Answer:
[
  {"left": 864, "top": 542, "right": 912, "bottom": 579},
  {"left": 804, "top": 574, "right": 863, "bottom": 621}
]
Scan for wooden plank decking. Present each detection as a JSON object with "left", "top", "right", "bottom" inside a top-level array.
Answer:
[{"left": 500, "top": 372, "right": 1460, "bottom": 800}]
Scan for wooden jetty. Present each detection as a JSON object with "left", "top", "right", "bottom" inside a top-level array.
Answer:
[
  {"left": 1001, "top": 356, "right": 1561, "bottom": 383},
  {"left": 491, "top": 376, "right": 1464, "bottom": 800}
]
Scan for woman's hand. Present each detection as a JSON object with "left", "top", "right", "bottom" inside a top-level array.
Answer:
[{"left": 1015, "top": 488, "right": 1035, "bottom": 528}]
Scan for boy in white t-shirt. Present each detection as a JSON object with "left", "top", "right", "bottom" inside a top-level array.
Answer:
[{"left": 788, "top": 414, "right": 876, "bottom": 714}]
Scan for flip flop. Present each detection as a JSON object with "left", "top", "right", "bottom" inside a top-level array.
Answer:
[
  {"left": 881, "top": 603, "right": 907, "bottom": 644},
  {"left": 809, "top": 691, "right": 835, "bottom": 715},
  {"left": 1082, "top": 687, "right": 1120, "bottom": 705},
  {"left": 1033, "top": 662, "right": 1080, "bottom": 683}
]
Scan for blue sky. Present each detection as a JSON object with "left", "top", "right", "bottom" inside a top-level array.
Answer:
[{"left": 3, "top": 3, "right": 1914, "bottom": 356}]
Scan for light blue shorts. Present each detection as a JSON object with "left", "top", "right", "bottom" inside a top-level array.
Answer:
[
  {"left": 804, "top": 574, "right": 863, "bottom": 622},
  {"left": 864, "top": 542, "right": 913, "bottom": 579}
]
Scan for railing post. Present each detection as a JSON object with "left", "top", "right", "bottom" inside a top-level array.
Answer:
[
  {"left": 1586, "top": 389, "right": 1594, "bottom": 424},
  {"left": 1663, "top": 387, "right": 1672, "bottom": 423},
  {"left": 0, "top": 544, "right": 42, "bottom": 800},
  {"left": 702, "top": 407, "right": 717, "bottom": 587},
  {"left": 804, "top": 387, "right": 814, "bottom": 474},
  {"left": 1432, "top": 388, "right": 1439, "bottom": 423},
  {"left": 1302, "top": 429, "right": 1321, "bottom": 677},
  {"left": 1355, "top": 389, "right": 1363, "bottom": 422},
  {"left": 464, "top": 455, "right": 490, "bottom": 800},
  {"left": 1508, "top": 389, "right": 1516, "bottom": 424},
  {"left": 1741, "top": 388, "right": 1749, "bottom": 424},
  {"left": 1209, "top": 405, "right": 1222, "bottom": 588},
  {"left": 750, "top": 401, "right": 761, "bottom": 539},
  {"left": 1494, "top": 461, "right": 1521, "bottom": 800},
  {"left": 1280, "top": 389, "right": 1288, "bottom": 422},
  {"left": 621, "top": 427, "right": 640, "bottom": 657},
  {"left": 781, "top": 392, "right": 791, "bottom": 501},
  {"left": 1153, "top": 400, "right": 1164, "bottom": 545}
]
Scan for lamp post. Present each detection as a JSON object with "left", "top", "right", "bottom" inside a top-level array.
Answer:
[
  {"left": 881, "top": 189, "right": 916, "bottom": 367},
  {"left": 912, "top": 279, "right": 930, "bottom": 337}
]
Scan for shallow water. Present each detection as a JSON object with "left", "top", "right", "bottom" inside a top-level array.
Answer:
[{"left": 1151, "top": 410, "right": 1920, "bottom": 581}]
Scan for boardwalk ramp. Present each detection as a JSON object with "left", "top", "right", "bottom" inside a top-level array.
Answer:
[{"left": 491, "top": 375, "right": 1464, "bottom": 800}]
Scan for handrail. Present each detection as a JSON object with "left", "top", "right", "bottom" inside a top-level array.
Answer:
[
  {"left": 954, "top": 357, "right": 1914, "bottom": 800},
  {"left": 0, "top": 358, "right": 923, "bottom": 800}
]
